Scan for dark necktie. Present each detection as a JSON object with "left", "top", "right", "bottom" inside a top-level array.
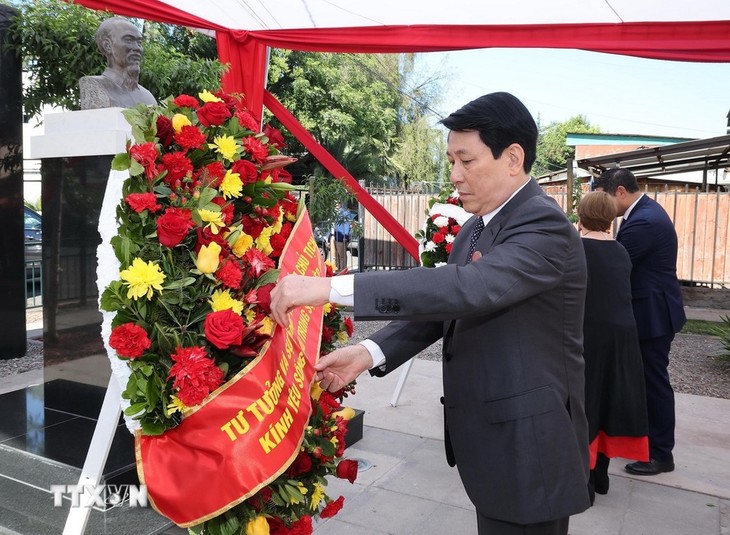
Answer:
[{"left": 466, "top": 217, "right": 484, "bottom": 262}]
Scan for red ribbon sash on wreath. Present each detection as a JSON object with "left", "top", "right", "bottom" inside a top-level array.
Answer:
[{"left": 136, "top": 210, "right": 324, "bottom": 527}]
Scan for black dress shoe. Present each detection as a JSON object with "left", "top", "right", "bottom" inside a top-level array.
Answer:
[{"left": 625, "top": 459, "right": 675, "bottom": 475}]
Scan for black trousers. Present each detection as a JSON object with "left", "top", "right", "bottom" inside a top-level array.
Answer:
[
  {"left": 639, "top": 334, "right": 676, "bottom": 461},
  {"left": 477, "top": 512, "right": 569, "bottom": 535}
]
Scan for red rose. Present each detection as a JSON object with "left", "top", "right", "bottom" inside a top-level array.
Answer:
[
  {"left": 286, "top": 451, "right": 313, "bottom": 477},
  {"left": 109, "top": 323, "right": 151, "bottom": 358},
  {"left": 336, "top": 459, "right": 358, "bottom": 484},
  {"left": 168, "top": 346, "right": 224, "bottom": 406},
  {"left": 431, "top": 231, "right": 446, "bottom": 245},
  {"left": 125, "top": 192, "right": 161, "bottom": 213},
  {"left": 155, "top": 115, "right": 174, "bottom": 147},
  {"left": 320, "top": 496, "right": 344, "bottom": 519},
  {"left": 270, "top": 167, "right": 293, "bottom": 184},
  {"left": 173, "top": 94, "right": 199, "bottom": 109},
  {"left": 231, "top": 159, "right": 260, "bottom": 185},
  {"left": 241, "top": 214, "right": 265, "bottom": 239},
  {"left": 216, "top": 260, "right": 243, "bottom": 289},
  {"left": 175, "top": 125, "right": 206, "bottom": 151},
  {"left": 263, "top": 124, "right": 285, "bottom": 149},
  {"left": 129, "top": 142, "right": 159, "bottom": 180},
  {"left": 242, "top": 136, "right": 269, "bottom": 163},
  {"left": 204, "top": 309, "right": 244, "bottom": 349},
  {"left": 196, "top": 101, "right": 231, "bottom": 127},
  {"left": 156, "top": 207, "right": 195, "bottom": 247}
]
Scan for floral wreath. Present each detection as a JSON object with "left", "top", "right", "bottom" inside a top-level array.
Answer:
[
  {"left": 100, "top": 90, "right": 357, "bottom": 534},
  {"left": 415, "top": 186, "right": 468, "bottom": 267}
]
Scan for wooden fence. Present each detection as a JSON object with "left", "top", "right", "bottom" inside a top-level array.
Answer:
[{"left": 359, "top": 185, "right": 730, "bottom": 288}]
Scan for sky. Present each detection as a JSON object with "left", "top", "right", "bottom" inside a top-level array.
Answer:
[{"left": 420, "top": 48, "right": 730, "bottom": 139}]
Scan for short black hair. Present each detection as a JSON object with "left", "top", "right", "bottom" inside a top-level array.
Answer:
[
  {"left": 592, "top": 167, "right": 639, "bottom": 195},
  {"left": 440, "top": 92, "right": 538, "bottom": 174}
]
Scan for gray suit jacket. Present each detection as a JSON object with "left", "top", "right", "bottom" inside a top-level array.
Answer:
[{"left": 354, "top": 179, "right": 591, "bottom": 524}]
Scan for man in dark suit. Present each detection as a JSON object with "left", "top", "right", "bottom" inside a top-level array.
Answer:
[
  {"left": 593, "top": 168, "right": 686, "bottom": 476},
  {"left": 271, "top": 92, "right": 591, "bottom": 534}
]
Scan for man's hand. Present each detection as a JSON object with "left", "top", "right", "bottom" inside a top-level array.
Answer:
[
  {"left": 315, "top": 345, "right": 373, "bottom": 392},
  {"left": 270, "top": 275, "right": 331, "bottom": 327}
]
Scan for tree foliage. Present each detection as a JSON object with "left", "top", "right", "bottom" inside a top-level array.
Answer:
[
  {"left": 3, "top": 0, "right": 224, "bottom": 118},
  {"left": 534, "top": 115, "right": 601, "bottom": 176}
]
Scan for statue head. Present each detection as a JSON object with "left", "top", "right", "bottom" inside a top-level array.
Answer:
[{"left": 96, "top": 17, "right": 144, "bottom": 80}]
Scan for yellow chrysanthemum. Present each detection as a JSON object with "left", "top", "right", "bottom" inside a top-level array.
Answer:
[
  {"left": 336, "top": 330, "right": 348, "bottom": 344},
  {"left": 199, "top": 89, "right": 223, "bottom": 103},
  {"left": 232, "top": 232, "right": 254, "bottom": 257},
  {"left": 310, "top": 482, "right": 325, "bottom": 511},
  {"left": 166, "top": 396, "right": 189, "bottom": 416},
  {"left": 196, "top": 241, "right": 221, "bottom": 273},
  {"left": 255, "top": 226, "right": 274, "bottom": 256},
  {"left": 257, "top": 316, "right": 275, "bottom": 336},
  {"left": 323, "top": 303, "right": 332, "bottom": 315},
  {"left": 120, "top": 257, "right": 166, "bottom": 300},
  {"left": 310, "top": 382, "right": 324, "bottom": 401},
  {"left": 243, "top": 308, "right": 256, "bottom": 324},
  {"left": 198, "top": 209, "right": 226, "bottom": 235},
  {"left": 287, "top": 482, "right": 309, "bottom": 505},
  {"left": 220, "top": 169, "right": 243, "bottom": 199},
  {"left": 209, "top": 289, "right": 244, "bottom": 315},
  {"left": 171, "top": 113, "right": 191, "bottom": 133},
  {"left": 209, "top": 134, "right": 238, "bottom": 162}
]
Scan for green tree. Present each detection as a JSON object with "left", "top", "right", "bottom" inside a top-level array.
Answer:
[
  {"left": 3, "top": 0, "right": 224, "bottom": 118},
  {"left": 534, "top": 115, "right": 601, "bottom": 176}
]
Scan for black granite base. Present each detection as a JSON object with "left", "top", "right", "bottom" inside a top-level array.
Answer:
[{"left": 0, "top": 379, "right": 176, "bottom": 534}]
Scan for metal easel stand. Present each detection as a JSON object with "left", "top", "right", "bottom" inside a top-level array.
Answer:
[
  {"left": 389, "top": 358, "right": 414, "bottom": 407},
  {"left": 62, "top": 376, "right": 121, "bottom": 535}
]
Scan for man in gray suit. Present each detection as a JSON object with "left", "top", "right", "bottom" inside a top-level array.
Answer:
[{"left": 271, "top": 92, "right": 591, "bottom": 534}]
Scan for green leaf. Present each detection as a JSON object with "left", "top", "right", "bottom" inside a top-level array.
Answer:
[
  {"left": 125, "top": 403, "right": 147, "bottom": 417},
  {"left": 163, "top": 277, "right": 197, "bottom": 290},
  {"left": 255, "top": 269, "right": 280, "bottom": 287},
  {"left": 129, "top": 159, "right": 145, "bottom": 177},
  {"left": 111, "top": 152, "right": 131, "bottom": 171}
]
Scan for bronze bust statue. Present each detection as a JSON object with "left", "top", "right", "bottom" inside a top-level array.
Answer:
[{"left": 79, "top": 17, "right": 156, "bottom": 109}]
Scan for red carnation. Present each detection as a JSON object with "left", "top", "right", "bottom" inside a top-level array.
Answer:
[
  {"left": 243, "top": 248, "right": 275, "bottom": 277},
  {"left": 451, "top": 224, "right": 461, "bottom": 234},
  {"left": 318, "top": 391, "right": 341, "bottom": 419},
  {"left": 198, "top": 161, "right": 226, "bottom": 188},
  {"left": 210, "top": 197, "right": 234, "bottom": 225},
  {"left": 197, "top": 101, "right": 231, "bottom": 127},
  {"left": 155, "top": 115, "right": 175, "bottom": 147},
  {"left": 287, "top": 515, "right": 312, "bottom": 535},
  {"left": 156, "top": 207, "right": 195, "bottom": 247},
  {"left": 168, "top": 346, "right": 224, "bottom": 407},
  {"left": 320, "top": 496, "right": 345, "bottom": 519},
  {"left": 431, "top": 231, "right": 446, "bottom": 245},
  {"left": 109, "top": 323, "right": 151, "bottom": 359},
  {"left": 173, "top": 94, "right": 199, "bottom": 109},
  {"left": 175, "top": 125, "right": 207, "bottom": 151},
  {"left": 343, "top": 316, "right": 354, "bottom": 337},
  {"left": 263, "top": 124, "right": 285, "bottom": 149},
  {"left": 231, "top": 159, "right": 259, "bottom": 185},
  {"left": 241, "top": 214, "right": 265, "bottom": 239},
  {"left": 269, "top": 223, "right": 292, "bottom": 258},
  {"left": 204, "top": 309, "right": 244, "bottom": 349},
  {"left": 129, "top": 142, "right": 159, "bottom": 180},
  {"left": 235, "top": 109, "right": 260, "bottom": 132},
  {"left": 445, "top": 243, "right": 453, "bottom": 254},
  {"left": 125, "top": 192, "right": 161, "bottom": 213},
  {"left": 215, "top": 260, "right": 243, "bottom": 289},
  {"left": 242, "top": 136, "right": 269, "bottom": 163},
  {"left": 253, "top": 283, "right": 275, "bottom": 313},
  {"left": 336, "top": 459, "right": 358, "bottom": 484},
  {"left": 160, "top": 152, "right": 193, "bottom": 186},
  {"left": 321, "top": 324, "right": 334, "bottom": 344}
]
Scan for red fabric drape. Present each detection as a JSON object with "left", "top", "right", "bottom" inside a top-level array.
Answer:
[
  {"left": 264, "top": 91, "right": 420, "bottom": 260},
  {"left": 216, "top": 32, "right": 268, "bottom": 119},
  {"left": 229, "top": 21, "right": 730, "bottom": 62}
]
